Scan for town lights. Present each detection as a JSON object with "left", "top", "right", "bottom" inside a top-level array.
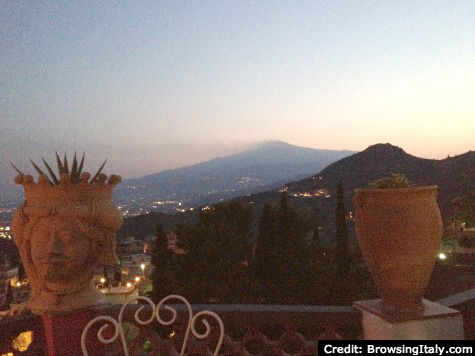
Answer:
[
  {"left": 135, "top": 276, "right": 140, "bottom": 282},
  {"left": 126, "top": 282, "right": 132, "bottom": 288},
  {"left": 438, "top": 252, "right": 447, "bottom": 260},
  {"left": 100, "top": 277, "right": 106, "bottom": 284},
  {"left": 140, "top": 263, "right": 145, "bottom": 272}
]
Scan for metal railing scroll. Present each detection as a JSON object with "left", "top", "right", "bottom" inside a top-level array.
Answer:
[{"left": 80, "top": 294, "right": 224, "bottom": 356}]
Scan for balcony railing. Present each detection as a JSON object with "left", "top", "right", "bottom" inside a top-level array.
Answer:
[{"left": 0, "top": 289, "right": 473, "bottom": 356}]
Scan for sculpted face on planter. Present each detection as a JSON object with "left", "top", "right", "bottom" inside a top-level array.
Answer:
[
  {"left": 12, "top": 172, "right": 123, "bottom": 315},
  {"left": 30, "top": 216, "right": 92, "bottom": 293}
]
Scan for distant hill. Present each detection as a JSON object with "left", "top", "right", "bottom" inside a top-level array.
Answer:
[
  {"left": 119, "top": 143, "right": 474, "bottom": 244},
  {"left": 115, "top": 141, "right": 354, "bottom": 212},
  {"left": 286, "top": 143, "right": 475, "bottom": 216}
]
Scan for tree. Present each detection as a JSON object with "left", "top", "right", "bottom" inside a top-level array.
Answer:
[
  {"left": 253, "top": 193, "right": 312, "bottom": 304},
  {"left": 454, "top": 191, "right": 475, "bottom": 228},
  {"left": 253, "top": 203, "right": 277, "bottom": 300},
  {"left": 335, "top": 182, "right": 349, "bottom": 276},
  {"left": 303, "top": 228, "right": 333, "bottom": 304},
  {"left": 332, "top": 182, "right": 351, "bottom": 303},
  {"left": 151, "top": 225, "right": 171, "bottom": 301},
  {"left": 276, "top": 193, "right": 309, "bottom": 303},
  {"left": 171, "top": 201, "right": 252, "bottom": 303}
]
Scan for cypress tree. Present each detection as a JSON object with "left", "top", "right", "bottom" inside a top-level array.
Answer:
[
  {"left": 330, "top": 181, "right": 352, "bottom": 304},
  {"left": 277, "top": 192, "right": 309, "bottom": 303},
  {"left": 151, "top": 224, "right": 170, "bottom": 301},
  {"left": 254, "top": 193, "right": 312, "bottom": 304},
  {"left": 254, "top": 203, "right": 275, "bottom": 299},
  {"left": 335, "top": 182, "right": 349, "bottom": 276}
]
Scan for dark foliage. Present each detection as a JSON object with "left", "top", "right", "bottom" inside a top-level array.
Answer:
[
  {"left": 150, "top": 225, "right": 171, "bottom": 301},
  {"left": 253, "top": 193, "right": 312, "bottom": 303},
  {"left": 168, "top": 201, "right": 252, "bottom": 303}
]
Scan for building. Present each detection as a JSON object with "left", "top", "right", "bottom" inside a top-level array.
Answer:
[
  {"left": 0, "top": 222, "right": 13, "bottom": 241},
  {"left": 441, "top": 197, "right": 475, "bottom": 266},
  {"left": 451, "top": 228, "right": 475, "bottom": 265},
  {"left": 116, "top": 236, "right": 146, "bottom": 256},
  {"left": 116, "top": 236, "right": 151, "bottom": 284},
  {"left": 121, "top": 253, "right": 151, "bottom": 280}
]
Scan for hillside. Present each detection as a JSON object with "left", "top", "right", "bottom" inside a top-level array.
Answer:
[
  {"left": 114, "top": 141, "right": 354, "bottom": 212},
  {"left": 286, "top": 143, "right": 475, "bottom": 216},
  {"left": 119, "top": 143, "right": 474, "bottom": 244}
]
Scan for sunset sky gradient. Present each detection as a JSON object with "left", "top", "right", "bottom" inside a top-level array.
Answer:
[{"left": 1, "top": 1, "right": 473, "bottom": 183}]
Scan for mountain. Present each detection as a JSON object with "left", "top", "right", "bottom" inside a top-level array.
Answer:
[
  {"left": 118, "top": 143, "right": 474, "bottom": 243},
  {"left": 286, "top": 143, "right": 475, "bottom": 216},
  {"left": 114, "top": 141, "right": 354, "bottom": 213}
]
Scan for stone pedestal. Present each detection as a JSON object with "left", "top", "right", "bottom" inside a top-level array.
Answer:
[
  {"left": 354, "top": 299, "right": 464, "bottom": 340},
  {"left": 42, "top": 308, "right": 106, "bottom": 356}
]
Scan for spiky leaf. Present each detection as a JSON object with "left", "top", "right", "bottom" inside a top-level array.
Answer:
[
  {"left": 41, "top": 157, "right": 59, "bottom": 185},
  {"left": 10, "top": 162, "right": 24, "bottom": 175},
  {"left": 55, "top": 152, "right": 64, "bottom": 175},
  {"left": 30, "top": 159, "right": 52, "bottom": 184},
  {"left": 77, "top": 153, "right": 85, "bottom": 176},
  {"left": 63, "top": 153, "right": 69, "bottom": 174},
  {"left": 71, "top": 153, "right": 79, "bottom": 183},
  {"left": 90, "top": 159, "right": 107, "bottom": 182}
]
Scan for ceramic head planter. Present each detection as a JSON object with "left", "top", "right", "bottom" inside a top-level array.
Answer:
[{"left": 11, "top": 159, "right": 123, "bottom": 315}]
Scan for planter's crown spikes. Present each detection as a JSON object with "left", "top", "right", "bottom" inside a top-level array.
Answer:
[{"left": 13, "top": 172, "right": 122, "bottom": 228}]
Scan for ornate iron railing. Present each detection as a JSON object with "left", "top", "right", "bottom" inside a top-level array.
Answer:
[
  {"left": 0, "top": 289, "right": 473, "bottom": 356},
  {"left": 81, "top": 295, "right": 224, "bottom": 356},
  {"left": 79, "top": 300, "right": 359, "bottom": 356}
]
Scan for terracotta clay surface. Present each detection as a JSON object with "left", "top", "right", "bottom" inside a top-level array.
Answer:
[
  {"left": 12, "top": 173, "right": 123, "bottom": 315},
  {"left": 353, "top": 186, "right": 442, "bottom": 313}
]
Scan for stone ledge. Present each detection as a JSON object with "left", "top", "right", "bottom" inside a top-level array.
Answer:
[
  {"left": 354, "top": 299, "right": 460, "bottom": 323},
  {"left": 354, "top": 299, "right": 464, "bottom": 340}
]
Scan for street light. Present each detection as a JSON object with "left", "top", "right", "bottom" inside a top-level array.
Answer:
[
  {"left": 140, "top": 263, "right": 145, "bottom": 273},
  {"left": 126, "top": 282, "right": 132, "bottom": 288},
  {"left": 100, "top": 277, "right": 106, "bottom": 284},
  {"left": 135, "top": 276, "right": 140, "bottom": 283}
]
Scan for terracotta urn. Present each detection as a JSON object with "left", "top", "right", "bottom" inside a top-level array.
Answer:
[{"left": 353, "top": 186, "right": 442, "bottom": 313}]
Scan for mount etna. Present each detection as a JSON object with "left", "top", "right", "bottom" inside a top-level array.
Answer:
[{"left": 118, "top": 143, "right": 474, "bottom": 243}]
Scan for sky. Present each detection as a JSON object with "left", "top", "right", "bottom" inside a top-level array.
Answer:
[{"left": 1, "top": 0, "right": 474, "bottom": 191}]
